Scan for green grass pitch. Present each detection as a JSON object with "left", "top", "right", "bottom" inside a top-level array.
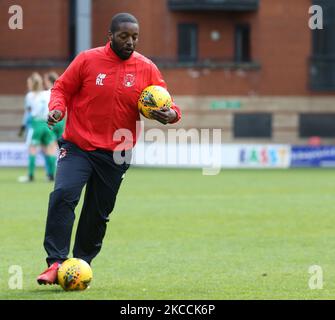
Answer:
[{"left": 0, "top": 167, "right": 334, "bottom": 300}]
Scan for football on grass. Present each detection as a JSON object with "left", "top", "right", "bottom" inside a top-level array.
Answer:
[
  {"left": 57, "top": 258, "right": 93, "bottom": 291},
  {"left": 138, "top": 85, "right": 172, "bottom": 119}
]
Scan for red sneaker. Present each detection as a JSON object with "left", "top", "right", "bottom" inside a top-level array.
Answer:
[{"left": 37, "top": 262, "right": 61, "bottom": 285}]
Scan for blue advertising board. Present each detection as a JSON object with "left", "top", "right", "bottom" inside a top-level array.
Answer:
[{"left": 291, "top": 146, "right": 335, "bottom": 167}]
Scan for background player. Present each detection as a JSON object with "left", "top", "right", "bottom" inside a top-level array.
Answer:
[{"left": 18, "top": 72, "right": 57, "bottom": 182}]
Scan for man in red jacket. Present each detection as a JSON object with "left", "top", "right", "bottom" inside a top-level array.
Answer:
[{"left": 37, "top": 12, "right": 181, "bottom": 285}]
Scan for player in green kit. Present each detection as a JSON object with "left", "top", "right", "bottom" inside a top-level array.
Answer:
[{"left": 18, "top": 73, "right": 57, "bottom": 182}]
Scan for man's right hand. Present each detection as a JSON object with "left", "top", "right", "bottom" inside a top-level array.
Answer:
[{"left": 47, "top": 110, "right": 63, "bottom": 128}]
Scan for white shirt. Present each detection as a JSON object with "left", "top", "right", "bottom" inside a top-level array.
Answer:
[{"left": 25, "top": 90, "right": 50, "bottom": 121}]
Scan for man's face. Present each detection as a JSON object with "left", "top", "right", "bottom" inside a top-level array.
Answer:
[{"left": 109, "top": 22, "right": 139, "bottom": 60}]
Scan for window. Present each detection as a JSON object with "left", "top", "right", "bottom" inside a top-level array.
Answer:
[
  {"left": 234, "top": 24, "right": 251, "bottom": 63},
  {"left": 299, "top": 113, "right": 335, "bottom": 137},
  {"left": 178, "top": 23, "right": 198, "bottom": 62},
  {"left": 313, "top": 29, "right": 333, "bottom": 56},
  {"left": 234, "top": 113, "right": 272, "bottom": 138},
  {"left": 310, "top": 0, "right": 335, "bottom": 90}
]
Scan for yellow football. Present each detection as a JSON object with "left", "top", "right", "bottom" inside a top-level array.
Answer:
[
  {"left": 57, "top": 258, "right": 93, "bottom": 291},
  {"left": 138, "top": 85, "right": 172, "bottom": 119}
]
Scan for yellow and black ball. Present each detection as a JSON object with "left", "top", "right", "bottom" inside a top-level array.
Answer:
[
  {"left": 138, "top": 85, "right": 172, "bottom": 119},
  {"left": 57, "top": 258, "right": 93, "bottom": 291}
]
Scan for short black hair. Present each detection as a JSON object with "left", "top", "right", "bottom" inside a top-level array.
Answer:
[{"left": 109, "top": 13, "right": 138, "bottom": 33}]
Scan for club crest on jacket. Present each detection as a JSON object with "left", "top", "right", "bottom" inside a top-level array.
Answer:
[{"left": 124, "top": 74, "right": 135, "bottom": 87}]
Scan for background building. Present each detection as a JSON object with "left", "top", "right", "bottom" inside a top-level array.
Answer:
[{"left": 0, "top": 0, "right": 334, "bottom": 143}]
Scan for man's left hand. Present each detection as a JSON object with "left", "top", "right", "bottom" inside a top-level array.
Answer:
[{"left": 150, "top": 107, "right": 177, "bottom": 125}]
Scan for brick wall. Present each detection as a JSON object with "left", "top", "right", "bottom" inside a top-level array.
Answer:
[
  {"left": 91, "top": 0, "right": 321, "bottom": 96},
  {"left": 0, "top": 0, "right": 69, "bottom": 93},
  {"left": 0, "top": 0, "right": 69, "bottom": 59},
  {"left": 0, "top": 0, "right": 334, "bottom": 97}
]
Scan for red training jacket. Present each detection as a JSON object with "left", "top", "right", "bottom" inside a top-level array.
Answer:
[{"left": 49, "top": 42, "right": 182, "bottom": 151}]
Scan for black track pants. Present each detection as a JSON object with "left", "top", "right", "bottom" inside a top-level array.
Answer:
[{"left": 43, "top": 139, "right": 130, "bottom": 265}]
